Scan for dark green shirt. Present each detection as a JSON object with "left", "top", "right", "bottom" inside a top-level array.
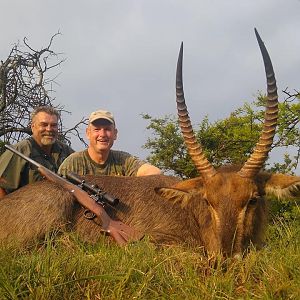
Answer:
[
  {"left": 58, "top": 149, "right": 146, "bottom": 177},
  {"left": 0, "top": 138, "right": 74, "bottom": 193}
]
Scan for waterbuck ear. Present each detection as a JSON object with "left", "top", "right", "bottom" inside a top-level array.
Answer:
[
  {"left": 260, "top": 173, "right": 300, "bottom": 199},
  {"left": 155, "top": 187, "right": 191, "bottom": 208},
  {"left": 154, "top": 177, "right": 205, "bottom": 208},
  {"left": 172, "top": 177, "right": 204, "bottom": 190}
]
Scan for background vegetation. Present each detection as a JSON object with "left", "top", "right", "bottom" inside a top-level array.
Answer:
[{"left": 142, "top": 91, "right": 300, "bottom": 178}]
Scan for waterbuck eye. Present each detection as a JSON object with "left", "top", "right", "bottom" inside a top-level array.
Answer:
[
  {"left": 249, "top": 198, "right": 258, "bottom": 205},
  {"left": 249, "top": 194, "right": 259, "bottom": 205}
]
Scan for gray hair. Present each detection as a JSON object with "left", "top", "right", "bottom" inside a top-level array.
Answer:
[{"left": 31, "top": 106, "right": 60, "bottom": 122}]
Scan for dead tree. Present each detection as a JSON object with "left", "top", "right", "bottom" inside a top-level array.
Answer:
[{"left": 0, "top": 33, "right": 86, "bottom": 150}]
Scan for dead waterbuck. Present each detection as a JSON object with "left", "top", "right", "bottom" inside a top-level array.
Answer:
[{"left": 0, "top": 29, "right": 299, "bottom": 257}]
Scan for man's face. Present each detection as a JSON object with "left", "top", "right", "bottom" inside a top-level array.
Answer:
[
  {"left": 31, "top": 112, "right": 58, "bottom": 146},
  {"left": 86, "top": 119, "right": 117, "bottom": 153}
]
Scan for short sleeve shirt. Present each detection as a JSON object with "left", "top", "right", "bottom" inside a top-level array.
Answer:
[
  {"left": 58, "top": 149, "right": 146, "bottom": 177},
  {"left": 0, "top": 138, "right": 74, "bottom": 193}
]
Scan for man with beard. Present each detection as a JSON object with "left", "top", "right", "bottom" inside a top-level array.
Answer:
[{"left": 0, "top": 106, "right": 74, "bottom": 198}]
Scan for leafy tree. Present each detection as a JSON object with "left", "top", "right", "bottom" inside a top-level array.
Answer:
[
  {"left": 272, "top": 89, "right": 300, "bottom": 171},
  {"left": 143, "top": 90, "right": 300, "bottom": 178},
  {"left": 142, "top": 113, "right": 193, "bottom": 178}
]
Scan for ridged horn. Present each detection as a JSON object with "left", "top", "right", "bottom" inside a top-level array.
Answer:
[
  {"left": 176, "top": 42, "right": 217, "bottom": 178},
  {"left": 238, "top": 29, "right": 278, "bottom": 178}
]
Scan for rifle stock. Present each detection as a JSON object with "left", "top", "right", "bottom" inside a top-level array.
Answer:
[{"left": 5, "top": 144, "right": 143, "bottom": 245}]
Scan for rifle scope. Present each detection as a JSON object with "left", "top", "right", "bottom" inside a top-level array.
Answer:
[{"left": 66, "top": 172, "right": 119, "bottom": 207}]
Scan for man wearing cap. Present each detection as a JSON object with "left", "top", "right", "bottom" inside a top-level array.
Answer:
[
  {"left": 58, "top": 110, "right": 162, "bottom": 177},
  {"left": 0, "top": 106, "right": 74, "bottom": 198}
]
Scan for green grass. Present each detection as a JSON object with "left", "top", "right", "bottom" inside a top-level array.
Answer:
[{"left": 1, "top": 205, "right": 299, "bottom": 300}]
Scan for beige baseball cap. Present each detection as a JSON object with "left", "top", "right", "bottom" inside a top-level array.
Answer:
[{"left": 88, "top": 110, "right": 115, "bottom": 125}]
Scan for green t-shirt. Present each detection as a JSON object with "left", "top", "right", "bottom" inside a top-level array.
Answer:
[
  {"left": 0, "top": 138, "right": 74, "bottom": 193},
  {"left": 58, "top": 149, "right": 146, "bottom": 177}
]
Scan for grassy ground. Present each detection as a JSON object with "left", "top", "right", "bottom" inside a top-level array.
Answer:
[{"left": 0, "top": 201, "right": 299, "bottom": 300}]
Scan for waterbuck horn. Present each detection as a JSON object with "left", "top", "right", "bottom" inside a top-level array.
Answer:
[
  {"left": 176, "top": 42, "right": 217, "bottom": 179},
  {"left": 238, "top": 29, "right": 278, "bottom": 178}
]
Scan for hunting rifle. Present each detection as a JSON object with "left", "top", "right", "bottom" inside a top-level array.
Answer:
[{"left": 5, "top": 144, "right": 143, "bottom": 246}]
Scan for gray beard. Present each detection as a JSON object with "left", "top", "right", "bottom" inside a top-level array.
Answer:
[{"left": 40, "top": 136, "right": 56, "bottom": 146}]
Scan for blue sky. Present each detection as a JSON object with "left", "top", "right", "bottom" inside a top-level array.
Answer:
[{"left": 1, "top": 0, "right": 299, "bottom": 173}]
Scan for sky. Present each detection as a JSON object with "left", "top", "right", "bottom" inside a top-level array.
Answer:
[{"left": 1, "top": 0, "right": 299, "bottom": 173}]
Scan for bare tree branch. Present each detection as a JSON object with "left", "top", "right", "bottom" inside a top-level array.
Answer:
[{"left": 0, "top": 33, "right": 86, "bottom": 148}]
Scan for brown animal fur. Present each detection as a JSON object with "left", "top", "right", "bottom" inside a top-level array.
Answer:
[{"left": 0, "top": 171, "right": 299, "bottom": 256}]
